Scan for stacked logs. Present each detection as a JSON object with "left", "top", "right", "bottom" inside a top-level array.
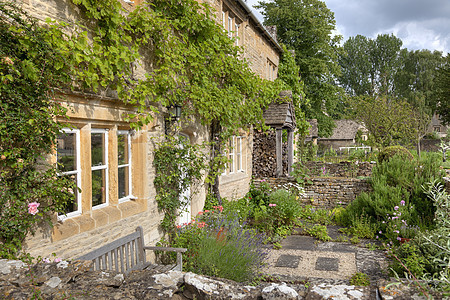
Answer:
[{"left": 252, "top": 130, "right": 288, "bottom": 178}]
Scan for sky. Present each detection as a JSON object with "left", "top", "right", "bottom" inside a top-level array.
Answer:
[{"left": 245, "top": 0, "right": 450, "bottom": 54}]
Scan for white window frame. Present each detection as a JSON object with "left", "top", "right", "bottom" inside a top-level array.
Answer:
[
  {"left": 229, "top": 137, "right": 235, "bottom": 173},
  {"left": 228, "top": 16, "right": 233, "bottom": 38},
  {"left": 222, "top": 11, "right": 226, "bottom": 28},
  {"left": 236, "top": 136, "right": 243, "bottom": 172},
  {"left": 57, "top": 128, "right": 81, "bottom": 220},
  {"left": 117, "top": 130, "right": 134, "bottom": 203},
  {"left": 91, "top": 128, "right": 109, "bottom": 209},
  {"left": 235, "top": 23, "right": 240, "bottom": 46}
]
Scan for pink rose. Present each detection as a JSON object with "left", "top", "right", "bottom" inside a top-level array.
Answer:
[{"left": 28, "top": 202, "right": 40, "bottom": 215}]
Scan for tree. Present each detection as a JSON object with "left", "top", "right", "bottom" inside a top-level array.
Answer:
[
  {"left": 350, "top": 95, "right": 416, "bottom": 148},
  {"left": 339, "top": 34, "right": 403, "bottom": 97},
  {"left": 433, "top": 54, "right": 450, "bottom": 125},
  {"left": 256, "top": 0, "right": 343, "bottom": 137},
  {"left": 395, "top": 49, "right": 445, "bottom": 110}
]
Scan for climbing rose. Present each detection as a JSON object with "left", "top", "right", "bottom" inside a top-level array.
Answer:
[{"left": 28, "top": 202, "right": 40, "bottom": 215}]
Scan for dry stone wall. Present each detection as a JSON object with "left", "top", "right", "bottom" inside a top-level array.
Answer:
[{"left": 254, "top": 177, "right": 372, "bottom": 209}]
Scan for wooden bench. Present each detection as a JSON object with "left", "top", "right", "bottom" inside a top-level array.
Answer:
[{"left": 77, "top": 226, "right": 187, "bottom": 274}]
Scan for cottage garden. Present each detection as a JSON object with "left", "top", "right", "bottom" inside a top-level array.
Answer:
[{"left": 153, "top": 143, "right": 450, "bottom": 296}]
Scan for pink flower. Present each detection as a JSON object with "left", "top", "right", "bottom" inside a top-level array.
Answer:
[
  {"left": 54, "top": 258, "right": 62, "bottom": 263},
  {"left": 397, "top": 237, "right": 402, "bottom": 241},
  {"left": 198, "top": 211, "right": 204, "bottom": 215},
  {"left": 400, "top": 200, "right": 405, "bottom": 206},
  {"left": 268, "top": 203, "right": 276, "bottom": 207},
  {"left": 394, "top": 206, "right": 399, "bottom": 211},
  {"left": 28, "top": 202, "right": 40, "bottom": 215}
]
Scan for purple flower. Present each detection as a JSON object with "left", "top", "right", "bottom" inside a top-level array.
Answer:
[
  {"left": 397, "top": 237, "right": 402, "bottom": 241},
  {"left": 394, "top": 206, "right": 399, "bottom": 211},
  {"left": 394, "top": 230, "right": 399, "bottom": 234},
  {"left": 392, "top": 217, "right": 399, "bottom": 220},
  {"left": 400, "top": 200, "right": 405, "bottom": 206},
  {"left": 379, "top": 231, "right": 382, "bottom": 234},
  {"left": 376, "top": 235, "right": 379, "bottom": 239}
]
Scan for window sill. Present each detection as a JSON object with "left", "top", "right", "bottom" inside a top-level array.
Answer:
[{"left": 52, "top": 200, "right": 144, "bottom": 242}]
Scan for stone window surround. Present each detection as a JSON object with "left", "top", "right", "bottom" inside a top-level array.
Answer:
[
  {"left": 222, "top": 6, "right": 242, "bottom": 46},
  {"left": 222, "top": 135, "right": 246, "bottom": 176},
  {"left": 52, "top": 122, "right": 146, "bottom": 243}
]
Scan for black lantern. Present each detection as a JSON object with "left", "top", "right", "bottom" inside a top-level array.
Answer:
[{"left": 165, "top": 104, "right": 182, "bottom": 135}]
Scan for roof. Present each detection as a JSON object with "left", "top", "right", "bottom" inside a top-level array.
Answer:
[
  {"left": 236, "top": 0, "right": 283, "bottom": 54},
  {"left": 322, "top": 120, "right": 365, "bottom": 140},
  {"left": 263, "top": 91, "right": 296, "bottom": 129}
]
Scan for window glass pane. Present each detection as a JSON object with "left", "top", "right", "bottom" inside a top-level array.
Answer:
[
  {"left": 91, "top": 133, "right": 104, "bottom": 166},
  {"left": 117, "top": 134, "right": 128, "bottom": 165},
  {"left": 236, "top": 138, "right": 241, "bottom": 170},
  {"left": 57, "top": 132, "right": 76, "bottom": 172},
  {"left": 92, "top": 169, "right": 106, "bottom": 206},
  {"left": 118, "top": 166, "right": 129, "bottom": 199},
  {"left": 61, "top": 175, "right": 78, "bottom": 214}
]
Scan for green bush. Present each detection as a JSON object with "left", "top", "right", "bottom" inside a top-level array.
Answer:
[
  {"left": 166, "top": 213, "right": 269, "bottom": 283},
  {"left": 389, "top": 243, "right": 427, "bottom": 278},
  {"left": 378, "top": 146, "right": 414, "bottom": 163},
  {"left": 340, "top": 153, "right": 444, "bottom": 241},
  {"left": 268, "top": 189, "right": 302, "bottom": 226}
]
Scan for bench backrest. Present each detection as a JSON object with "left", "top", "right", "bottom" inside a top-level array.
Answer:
[{"left": 77, "top": 226, "right": 147, "bottom": 274}]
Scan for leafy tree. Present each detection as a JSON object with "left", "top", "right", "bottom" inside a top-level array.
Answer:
[
  {"left": 256, "top": 0, "right": 343, "bottom": 136},
  {"left": 349, "top": 95, "right": 416, "bottom": 148},
  {"left": 395, "top": 49, "right": 445, "bottom": 109},
  {"left": 277, "top": 46, "right": 309, "bottom": 137},
  {"left": 433, "top": 54, "right": 450, "bottom": 125},
  {"left": 339, "top": 34, "right": 403, "bottom": 97}
]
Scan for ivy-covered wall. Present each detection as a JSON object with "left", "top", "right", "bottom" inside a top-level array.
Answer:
[{"left": 15, "top": 0, "right": 284, "bottom": 260}]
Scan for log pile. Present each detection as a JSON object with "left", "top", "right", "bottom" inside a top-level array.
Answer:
[{"left": 252, "top": 130, "right": 288, "bottom": 178}]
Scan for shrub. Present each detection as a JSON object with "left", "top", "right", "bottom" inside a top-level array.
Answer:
[
  {"left": 350, "top": 272, "right": 370, "bottom": 286},
  {"left": 195, "top": 222, "right": 269, "bottom": 282},
  {"left": 389, "top": 243, "right": 427, "bottom": 278},
  {"left": 268, "top": 189, "right": 302, "bottom": 226},
  {"left": 340, "top": 153, "right": 444, "bottom": 240},
  {"left": 304, "top": 224, "right": 331, "bottom": 242},
  {"left": 378, "top": 146, "right": 414, "bottom": 163}
]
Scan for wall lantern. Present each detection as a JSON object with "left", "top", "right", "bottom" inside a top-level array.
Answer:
[{"left": 165, "top": 104, "right": 182, "bottom": 135}]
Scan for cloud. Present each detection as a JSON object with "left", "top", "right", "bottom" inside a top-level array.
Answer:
[{"left": 248, "top": 0, "right": 450, "bottom": 53}]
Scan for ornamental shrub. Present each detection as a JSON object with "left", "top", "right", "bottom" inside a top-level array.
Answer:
[
  {"left": 340, "top": 153, "right": 444, "bottom": 240},
  {"left": 0, "top": 1, "right": 76, "bottom": 259}
]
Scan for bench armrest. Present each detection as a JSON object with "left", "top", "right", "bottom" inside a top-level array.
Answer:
[
  {"left": 143, "top": 246, "right": 187, "bottom": 252},
  {"left": 143, "top": 246, "right": 187, "bottom": 272}
]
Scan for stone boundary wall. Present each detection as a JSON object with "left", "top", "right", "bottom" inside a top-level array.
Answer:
[
  {"left": 304, "top": 161, "right": 374, "bottom": 178},
  {"left": 254, "top": 177, "right": 372, "bottom": 209}
]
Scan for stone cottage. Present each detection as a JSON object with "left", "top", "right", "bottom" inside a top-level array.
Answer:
[
  {"left": 318, "top": 120, "right": 368, "bottom": 151},
  {"left": 19, "top": 0, "right": 282, "bottom": 259}
]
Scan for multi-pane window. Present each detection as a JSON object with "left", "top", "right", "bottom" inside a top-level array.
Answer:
[
  {"left": 91, "top": 129, "right": 108, "bottom": 208},
  {"left": 56, "top": 128, "right": 81, "bottom": 217},
  {"left": 236, "top": 136, "right": 243, "bottom": 172},
  {"left": 228, "top": 137, "right": 235, "bottom": 173},
  {"left": 235, "top": 23, "right": 240, "bottom": 46},
  {"left": 117, "top": 130, "right": 132, "bottom": 202}
]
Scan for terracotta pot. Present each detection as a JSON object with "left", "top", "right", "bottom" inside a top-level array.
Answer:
[
  {"left": 216, "top": 228, "right": 228, "bottom": 242},
  {"left": 399, "top": 238, "right": 410, "bottom": 244}
]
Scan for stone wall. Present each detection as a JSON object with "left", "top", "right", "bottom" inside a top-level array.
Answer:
[
  {"left": 304, "top": 161, "right": 374, "bottom": 178},
  {"left": 254, "top": 177, "right": 372, "bottom": 209}
]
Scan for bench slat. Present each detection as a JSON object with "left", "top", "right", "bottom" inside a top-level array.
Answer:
[{"left": 77, "top": 226, "right": 186, "bottom": 274}]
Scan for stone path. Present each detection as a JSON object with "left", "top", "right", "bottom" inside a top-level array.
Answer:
[{"left": 262, "top": 226, "right": 389, "bottom": 283}]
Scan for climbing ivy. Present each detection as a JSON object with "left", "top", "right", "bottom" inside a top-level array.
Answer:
[
  {"left": 49, "top": 0, "right": 282, "bottom": 132},
  {"left": 153, "top": 136, "right": 207, "bottom": 235},
  {"left": 0, "top": 1, "right": 77, "bottom": 259}
]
